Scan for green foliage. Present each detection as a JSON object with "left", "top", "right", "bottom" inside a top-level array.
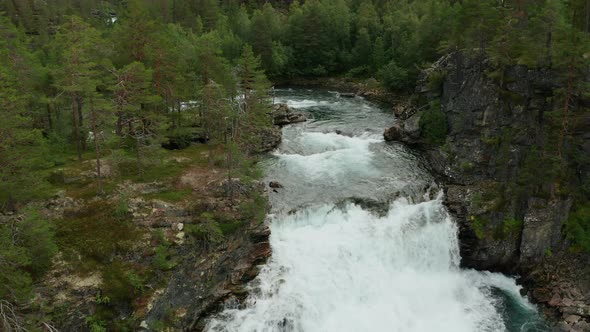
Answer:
[
  {"left": 86, "top": 315, "right": 108, "bottom": 332},
  {"left": 0, "top": 209, "right": 57, "bottom": 303},
  {"left": 427, "top": 70, "right": 447, "bottom": 91},
  {"left": 185, "top": 212, "right": 224, "bottom": 248},
  {"left": 419, "top": 101, "right": 448, "bottom": 145},
  {"left": 95, "top": 292, "right": 111, "bottom": 305},
  {"left": 153, "top": 244, "right": 177, "bottom": 271},
  {"left": 101, "top": 262, "right": 144, "bottom": 302},
  {"left": 494, "top": 218, "right": 523, "bottom": 239},
  {"left": 19, "top": 210, "right": 58, "bottom": 278},
  {"left": 460, "top": 161, "right": 475, "bottom": 172},
  {"left": 55, "top": 201, "right": 142, "bottom": 267},
  {"left": 238, "top": 193, "right": 267, "bottom": 224},
  {"left": 379, "top": 60, "right": 411, "bottom": 91},
  {"left": 566, "top": 204, "right": 590, "bottom": 253},
  {"left": 470, "top": 215, "right": 487, "bottom": 240}
]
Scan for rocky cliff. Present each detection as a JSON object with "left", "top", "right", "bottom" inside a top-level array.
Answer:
[{"left": 386, "top": 53, "right": 590, "bottom": 331}]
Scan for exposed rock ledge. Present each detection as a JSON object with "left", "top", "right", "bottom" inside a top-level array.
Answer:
[
  {"left": 384, "top": 53, "right": 590, "bottom": 331},
  {"left": 272, "top": 103, "right": 307, "bottom": 126}
]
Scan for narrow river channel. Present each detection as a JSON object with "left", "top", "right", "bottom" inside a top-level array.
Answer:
[{"left": 206, "top": 88, "right": 547, "bottom": 332}]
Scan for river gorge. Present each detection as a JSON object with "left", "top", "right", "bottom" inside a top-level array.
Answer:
[{"left": 205, "top": 88, "right": 548, "bottom": 332}]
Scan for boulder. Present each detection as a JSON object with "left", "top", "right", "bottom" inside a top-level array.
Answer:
[
  {"left": 383, "top": 123, "right": 403, "bottom": 141},
  {"left": 272, "top": 103, "right": 307, "bottom": 126},
  {"left": 269, "top": 181, "right": 283, "bottom": 189},
  {"left": 257, "top": 126, "right": 282, "bottom": 153},
  {"left": 340, "top": 92, "right": 356, "bottom": 98}
]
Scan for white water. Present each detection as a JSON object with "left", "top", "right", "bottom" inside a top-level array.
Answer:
[{"left": 206, "top": 89, "right": 544, "bottom": 332}]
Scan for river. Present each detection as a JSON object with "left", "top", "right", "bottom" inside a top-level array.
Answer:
[{"left": 206, "top": 88, "right": 548, "bottom": 332}]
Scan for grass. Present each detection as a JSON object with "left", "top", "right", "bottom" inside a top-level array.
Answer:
[{"left": 144, "top": 189, "right": 192, "bottom": 202}]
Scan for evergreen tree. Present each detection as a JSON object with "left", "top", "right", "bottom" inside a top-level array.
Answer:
[
  {"left": 0, "top": 17, "right": 46, "bottom": 210},
  {"left": 52, "top": 16, "right": 103, "bottom": 161},
  {"left": 235, "top": 44, "right": 272, "bottom": 151},
  {"left": 110, "top": 62, "right": 162, "bottom": 176}
]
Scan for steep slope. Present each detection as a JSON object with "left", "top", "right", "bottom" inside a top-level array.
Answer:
[{"left": 386, "top": 53, "right": 590, "bottom": 331}]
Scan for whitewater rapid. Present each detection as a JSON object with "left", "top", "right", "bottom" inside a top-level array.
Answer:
[{"left": 206, "top": 89, "right": 545, "bottom": 332}]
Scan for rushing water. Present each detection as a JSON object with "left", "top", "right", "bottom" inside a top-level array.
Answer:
[{"left": 207, "top": 89, "right": 547, "bottom": 332}]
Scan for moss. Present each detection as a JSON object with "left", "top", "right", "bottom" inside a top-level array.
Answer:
[
  {"left": 153, "top": 244, "right": 178, "bottom": 271},
  {"left": 493, "top": 217, "right": 523, "bottom": 240},
  {"left": 460, "top": 161, "right": 475, "bottom": 171},
  {"left": 55, "top": 200, "right": 142, "bottom": 269},
  {"left": 470, "top": 215, "right": 487, "bottom": 239},
  {"left": 481, "top": 134, "right": 500, "bottom": 146}
]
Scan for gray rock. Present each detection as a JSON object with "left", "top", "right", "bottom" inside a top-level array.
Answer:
[
  {"left": 272, "top": 103, "right": 307, "bottom": 126},
  {"left": 565, "top": 315, "right": 581, "bottom": 324},
  {"left": 383, "top": 123, "right": 403, "bottom": 142},
  {"left": 257, "top": 126, "right": 282, "bottom": 153},
  {"left": 520, "top": 197, "right": 573, "bottom": 265}
]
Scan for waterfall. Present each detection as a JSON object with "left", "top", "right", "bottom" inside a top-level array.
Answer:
[{"left": 206, "top": 89, "right": 545, "bottom": 332}]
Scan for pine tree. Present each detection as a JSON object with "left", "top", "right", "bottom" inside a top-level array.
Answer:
[
  {"left": 235, "top": 44, "right": 272, "bottom": 152},
  {"left": 110, "top": 62, "right": 162, "bottom": 176},
  {"left": 52, "top": 16, "right": 103, "bottom": 161},
  {"left": 0, "top": 17, "right": 45, "bottom": 210}
]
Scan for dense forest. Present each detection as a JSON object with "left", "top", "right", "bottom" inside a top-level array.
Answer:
[{"left": 1, "top": 0, "right": 589, "bottom": 330}]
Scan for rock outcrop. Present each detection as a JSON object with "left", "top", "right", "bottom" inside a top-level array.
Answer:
[
  {"left": 386, "top": 53, "right": 590, "bottom": 328},
  {"left": 272, "top": 103, "right": 306, "bottom": 126}
]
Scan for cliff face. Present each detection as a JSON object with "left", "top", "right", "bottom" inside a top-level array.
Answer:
[{"left": 387, "top": 53, "right": 590, "bottom": 330}]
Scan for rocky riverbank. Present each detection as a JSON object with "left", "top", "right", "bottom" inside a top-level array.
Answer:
[
  {"left": 384, "top": 53, "right": 590, "bottom": 331},
  {"left": 8, "top": 144, "right": 275, "bottom": 331}
]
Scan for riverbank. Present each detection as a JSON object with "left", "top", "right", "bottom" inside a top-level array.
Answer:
[
  {"left": 205, "top": 87, "right": 545, "bottom": 331},
  {"left": 275, "top": 76, "right": 407, "bottom": 106},
  {"left": 2, "top": 144, "right": 273, "bottom": 331}
]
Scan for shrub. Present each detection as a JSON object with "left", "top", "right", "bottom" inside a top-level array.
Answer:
[
  {"left": 101, "top": 262, "right": 144, "bottom": 302},
  {"left": 0, "top": 209, "right": 57, "bottom": 303},
  {"left": 426, "top": 69, "right": 446, "bottom": 91},
  {"left": 566, "top": 203, "right": 590, "bottom": 252},
  {"left": 153, "top": 244, "right": 176, "bottom": 271},
  {"left": 470, "top": 215, "right": 487, "bottom": 239},
  {"left": 185, "top": 212, "right": 223, "bottom": 249},
  {"left": 19, "top": 210, "right": 58, "bottom": 277},
  {"left": 238, "top": 194, "right": 267, "bottom": 224},
  {"left": 419, "top": 101, "right": 448, "bottom": 145},
  {"left": 379, "top": 60, "right": 412, "bottom": 91}
]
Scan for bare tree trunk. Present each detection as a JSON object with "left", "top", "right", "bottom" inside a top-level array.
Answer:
[
  {"left": 77, "top": 96, "right": 87, "bottom": 151},
  {"left": 90, "top": 99, "right": 103, "bottom": 195},
  {"left": 71, "top": 93, "right": 82, "bottom": 161},
  {"left": 136, "top": 135, "right": 143, "bottom": 177}
]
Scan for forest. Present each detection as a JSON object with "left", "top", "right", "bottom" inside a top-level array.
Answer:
[{"left": 0, "top": 0, "right": 589, "bottom": 331}]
